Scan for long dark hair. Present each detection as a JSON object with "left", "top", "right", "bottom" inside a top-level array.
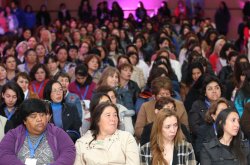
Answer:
[{"left": 215, "top": 108, "right": 247, "bottom": 165}]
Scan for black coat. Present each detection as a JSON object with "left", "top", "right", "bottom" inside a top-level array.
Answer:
[
  {"left": 50, "top": 103, "right": 82, "bottom": 143},
  {"left": 184, "top": 75, "right": 204, "bottom": 112},
  {"left": 188, "top": 100, "right": 208, "bottom": 137},
  {"left": 0, "top": 104, "right": 22, "bottom": 133},
  {"left": 58, "top": 10, "right": 71, "bottom": 23},
  {"left": 140, "top": 122, "right": 191, "bottom": 146},
  {"left": 200, "top": 138, "right": 250, "bottom": 165},
  {"left": 195, "top": 124, "right": 216, "bottom": 162},
  {"left": 36, "top": 11, "right": 51, "bottom": 26},
  {"left": 218, "top": 65, "right": 233, "bottom": 84}
]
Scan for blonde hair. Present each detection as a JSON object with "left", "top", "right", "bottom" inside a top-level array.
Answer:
[{"left": 150, "top": 109, "right": 184, "bottom": 165}]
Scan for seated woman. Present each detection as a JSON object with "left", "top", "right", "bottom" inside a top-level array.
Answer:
[
  {"left": 54, "top": 72, "right": 82, "bottom": 120},
  {"left": 29, "top": 63, "right": 50, "bottom": 99},
  {"left": 14, "top": 72, "right": 39, "bottom": 100},
  {"left": 43, "top": 80, "right": 82, "bottom": 143},
  {"left": 189, "top": 76, "right": 223, "bottom": 138},
  {"left": 140, "top": 109, "right": 196, "bottom": 165},
  {"left": 74, "top": 102, "right": 140, "bottom": 165},
  {"left": 140, "top": 97, "right": 191, "bottom": 146},
  {"left": 93, "top": 85, "right": 135, "bottom": 134},
  {"left": 97, "top": 66, "right": 135, "bottom": 111},
  {"left": 0, "top": 99, "right": 76, "bottom": 165},
  {"left": 195, "top": 97, "right": 229, "bottom": 162},
  {"left": 200, "top": 108, "right": 250, "bottom": 164},
  {"left": 0, "top": 82, "right": 24, "bottom": 132}
]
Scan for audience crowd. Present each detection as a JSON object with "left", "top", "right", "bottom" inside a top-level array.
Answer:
[{"left": 0, "top": 0, "right": 250, "bottom": 164}]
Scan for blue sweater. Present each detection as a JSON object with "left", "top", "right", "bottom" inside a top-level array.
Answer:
[{"left": 51, "top": 103, "right": 63, "bottom": 128}]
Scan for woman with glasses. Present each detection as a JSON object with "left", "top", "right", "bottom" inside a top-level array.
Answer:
[{"left": 43, "top": 80, "right": 82, "bottom": 143}]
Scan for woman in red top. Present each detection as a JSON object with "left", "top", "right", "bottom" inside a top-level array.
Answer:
[{"left": 29, "top": 63, "right": 50, "bottom": 99}]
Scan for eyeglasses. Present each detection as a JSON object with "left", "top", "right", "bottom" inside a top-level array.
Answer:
[{"left": 51, "top": 88, "right": 63, "bottom": 94}]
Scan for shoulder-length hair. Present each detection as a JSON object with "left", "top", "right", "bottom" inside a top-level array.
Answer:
[
  {"left": 150, "top": 109, "right": 184, "bottom": 165},
  {"left": 43, "top": 79, "right": 65, "bottom": 103},
  {"left": 97, "top": 66, "right": 120, "bottom": 87},
  {"left": 89, "top": 102, "right": 120, "bottom": 144},
  {"left": 29, "top": 63, "right": 50, "bottom": 81},
  {"left": 200, "top": 76, "right": 224, "bottom": 101},
  {"left": 1, "top": 81, "right": 24, "bottom": 107},
  {"left": 204, "top": 97, "right": 229, "bottom": 124},
  {"left": 215, "top": 108, "right": 247, "bottom": 164}
]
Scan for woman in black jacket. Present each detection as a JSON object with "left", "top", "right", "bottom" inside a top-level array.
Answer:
[
  {"left": 188, "top": 76, "right": 223, "bottom": 138},
  {"left": 195, "top": 98, "right": 230, "bottom": 162},
  {"left": 200, "top": 108, "right": 250, "bottom": 164},
  {"left": 44, "top": 80, "right": 82, "bottom": 143}
]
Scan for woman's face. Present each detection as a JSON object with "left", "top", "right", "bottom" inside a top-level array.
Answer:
[
  {"left": 35, "top": 68, "right": 46, "bottom": 82},
  {"left": 107, "top": 91, "right": 117, "bottom": 104},
  {"left": 117, "top": 58, "right": 129, "bottom": 67},
  {"left": 80, "top": 43, "right": 89, "bottom": 55},
  {"left": 80, "top": 27, "right": 87, "bottom": 36},
  {"left": 17, "top": 76, "right": 29, "bottom": 92},
  {"left": 57, "top": 49, "right": 68, "bottom": 63},
  {"left": 23, "top": 30, "right": 31, "bottom": 40},
  {"left": 24, "top": 112, "right": 47, "bottom": 136},
  {"left": 57, "top": 76, "right": 70, "bottom": 92},
  {"left": 110, "top": 40, "right": 117, "bottom": 51},
  {"left": 73, "top": 32, "right": 81, "bottom": 41},
  {"left": 28, "top": 37, "right": 37, "bottom": 49},
  {"left": 135, "top": 39, "right": 143, "bottom": 49},
  {"left": 120, "top": 67, "right": 132, "bottom": 81},
  {"left": 205, "top": 81, "right": 221, "bottom": 101},
  {"left": 106, "top": 73, "right": 119, "bottom": 88},
  {"left": 129, "top": 55, "right": 138, "bottom": 65},
  {"left": 26, "top": 50, "right": 37, "bottom": 64},
  {"left": 223, "top": 112, "right": 240, "bottom": 137},
  {"left": 36, "top": 45, "right": 46, "bottom": 57},
  {"left": 69, "top": 49, "right": 78, "bottom": 60},
  {"left": 47, "top": 59, "right": 58, "bottom": 73},
  {"left": 17, "top": 44, "right": 28, "bottom": 55},
  {"left": 2, "top": 89, "right": 17, "bottom": 108},
  {"left": 87, "top": 57, "right": 99, "bottom": 71},
  {"left": 0, "top": 66, "right": 7, "bottom": 80},
  {"left": 211, "top": 102, "right": 228, "bottom": 121},
  {"left": 5, "top": 57, "right": 16, "bottom": 70},
  {"left": 98, "top": 106, "right": 118, "bottom": 136},
  {"left": 192, "top": 68, "right": 202, "bottom": 82},
  {"left": 87, "top": 24, "right": 94, "bottom": 33},
  {"left": 162, "top": 116, "right": 178, "bottom": 142},
  {"left": 50, "top": 83, "right": 63, "bottom": 103}
]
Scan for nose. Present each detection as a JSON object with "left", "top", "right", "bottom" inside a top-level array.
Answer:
[
  {"left": 170, "top": 126, "right": 175, "bottom": 133},
  {"left": 36, "top": 114, "right": 42, "bottom": 121}
]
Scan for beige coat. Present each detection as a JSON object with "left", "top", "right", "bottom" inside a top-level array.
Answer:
[
  {"left": 135, "top": 99, "right": 189, "bottom": 140},
  {"left": 0, "top": 116, "right": 7, "bottom": 141},
  {"left": 74, "top": 130, "right": 140, "bottom": 165}
]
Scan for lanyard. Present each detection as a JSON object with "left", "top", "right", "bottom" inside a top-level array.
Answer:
[
  {"left": 32, "top": 81, "right": 44, "bottom": 95},
  {"left": 213, "top": 123, "right": 218, "bottom": 136},
  {"left": 205, "top": 99, "right": 211, "bottom": 109},
  {"left": 76, "top": 85, "right": 89, "bottom": 100},
  {"left": 26, "top": 130, "right": 45, "bottom": 158},
  {"left": 24, "top": 63, "right": 30, "bottom": 73},
  {"left": 4, "top": 107, "right": 15, "bottom": 120}
]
